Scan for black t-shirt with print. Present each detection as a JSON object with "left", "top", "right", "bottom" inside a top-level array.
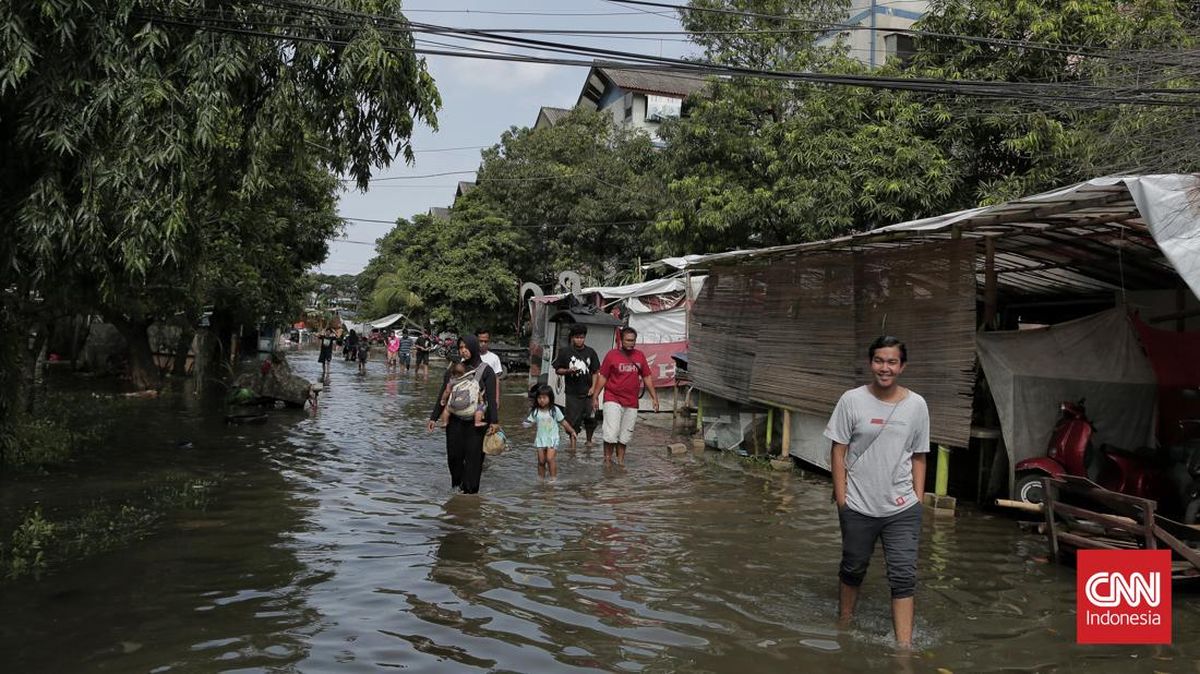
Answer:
[{"left": 552, "top": 345, "right": 601, "bottom": 397}]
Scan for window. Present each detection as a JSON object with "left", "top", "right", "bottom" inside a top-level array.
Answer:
[
  {"left": 646, "top": 95, "right": 682, "bottom": 122},
  {"left": 884, "top": 33, "right": 915, "bottom": 65}
]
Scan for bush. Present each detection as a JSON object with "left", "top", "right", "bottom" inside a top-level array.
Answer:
[{"left": 1, "top": 508, "right": 56, "bottom": 580}]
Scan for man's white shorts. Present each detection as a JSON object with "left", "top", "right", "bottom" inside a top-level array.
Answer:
[{"left": 601, "top": 401, "right": 638, "bottom": 445}]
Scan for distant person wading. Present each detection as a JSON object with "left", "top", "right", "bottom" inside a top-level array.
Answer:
[{"left": 427, "top": 335, "right": 499, "bottom": 494}]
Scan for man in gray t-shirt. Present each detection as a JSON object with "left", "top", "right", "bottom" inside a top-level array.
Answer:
[
  {"left": 825, "top": 386, "right": 930, "bottom": 517},
  {"left": 825, "top": 336, "right": 930, "bottom": 650}
]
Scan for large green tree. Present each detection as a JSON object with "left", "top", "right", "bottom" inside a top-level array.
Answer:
[
  {"left": 1, "top": 1, "right": 440, "bottom": 392},
  {"left": 656, "top": 0, "right": 1198, "bottom": 255},
  {"left": 363, "top": 194, "right": 523, "bottom": 332},
  {"left": 474, "top": 108, "right": 666, "bottom": 284}
]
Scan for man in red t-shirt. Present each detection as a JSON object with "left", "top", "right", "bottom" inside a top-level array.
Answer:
[{"left": 594, "top": 326, "right": 660, "bottom": 465}]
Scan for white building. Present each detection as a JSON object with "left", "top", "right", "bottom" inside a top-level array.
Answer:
[
  {"left": 574, "top": 62, "right": 708, "bottom": 142},
  {"left": 838, "top": 0, "right": 928, "bottom": 68}
]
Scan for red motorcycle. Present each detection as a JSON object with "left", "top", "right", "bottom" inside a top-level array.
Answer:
[{"left": 1014, "top": 399, "right": 1200, "bottom": 523}]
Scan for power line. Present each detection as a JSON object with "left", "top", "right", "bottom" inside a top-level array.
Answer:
[{"left": 136, "top": 4, "right": 1200, "bottom": 108}]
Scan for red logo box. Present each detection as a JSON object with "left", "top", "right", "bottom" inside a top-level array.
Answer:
[{"left": 1076, "top": 549, "right": 1172, "bottom": 644}]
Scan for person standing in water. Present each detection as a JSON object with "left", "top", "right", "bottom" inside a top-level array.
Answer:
[
  {"left": 317, "top": 328, "right": 336, "bottom": 377},
  {"left": 825, "top": 335, "right": 929, "bottom": 650},
  {"left": 524, "top": 384, "right": 576, "bottom": 479},
  {"left": 427, "top": 336, "right": 499, "bottom": 494},
  {"left": 593, "top": 326, "right": 659, "bottom": 465}
]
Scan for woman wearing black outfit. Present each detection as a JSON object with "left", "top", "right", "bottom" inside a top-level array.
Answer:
[{"left": 427, "top": 335, "right": 499, "bottom": 494}]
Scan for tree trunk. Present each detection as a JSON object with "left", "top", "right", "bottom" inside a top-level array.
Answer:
[
  {"left": 192, "top": 328, "right": 220, "bottom": 396},
  {"left": 110, "top": 316, "right": 162, "bottom": 390},
  {"left": 173, "top": 323, "right": 195, "bottom": 378},
  {"left": 21, "top": 325, "right": 47, "bottom": 414}
]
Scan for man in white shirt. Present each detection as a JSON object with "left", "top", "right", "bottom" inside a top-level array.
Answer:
[
  {"left": 474, "top": 328, "right": 504, "bottom": 378},
  {"left": 475, "top": 328, "right": 503, "bottom": 409}
]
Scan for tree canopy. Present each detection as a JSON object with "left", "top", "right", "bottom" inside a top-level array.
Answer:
[{"left": 1, "top": 1, "right": 440, "bottom": 390}]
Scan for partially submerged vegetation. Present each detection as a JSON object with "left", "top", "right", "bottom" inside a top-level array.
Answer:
[{"left": 0, "top": 476, "right": 215, "bottom": 581}]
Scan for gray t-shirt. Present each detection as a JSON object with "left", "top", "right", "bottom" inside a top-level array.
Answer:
[{"left": 824, "top": 386, "right": 930, "bottom": 518}]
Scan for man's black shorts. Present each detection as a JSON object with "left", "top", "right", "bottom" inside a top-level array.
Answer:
[
  {"left": 564, "top": 395, "right": 596, "bottom": 431},
  {"left": 416, "top": 351, "right": 429, "bottom": 365}
]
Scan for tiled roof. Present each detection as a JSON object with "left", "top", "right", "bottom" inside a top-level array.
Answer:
[
  {"left": 596, "top": 63, "right": 708, "bottom": 98},
  {"left": 539, "top": 106, "right": 571, "bottom": 125}
]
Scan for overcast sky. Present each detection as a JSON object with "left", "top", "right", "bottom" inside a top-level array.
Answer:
[{"left": 316, "top": 0, "right": 696, "bottom": 277}]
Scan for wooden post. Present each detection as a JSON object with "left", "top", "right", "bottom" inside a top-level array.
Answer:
[
  {"left": 766, "top": 407, "right": 774, "bottom": 451},
  {"left": 935, "top": 444, "right": 950, "bottom": 496},
  {"left": 780, "top": 409, "right": 792, "bottom": 459},
  {"left": 696, "top": 391, "right": 703, "bottom": 433},
  {"left": 1043, "top": 477, "right": 1060, "bottom": 560}
]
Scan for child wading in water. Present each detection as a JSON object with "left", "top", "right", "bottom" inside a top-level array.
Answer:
[
  {"left": 524, "top": 384, "right": 576, "bottom": 479},
  {"left": 438, "top": 360, "right": 488, "bottom": 428}
]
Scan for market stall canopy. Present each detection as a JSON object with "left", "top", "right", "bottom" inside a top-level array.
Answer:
[
  {"left": 366, "top": 313, "right": 404, "bottom": 330},
  {"left": 669, "top": 174, "right": 1200, "bottom": 300}
]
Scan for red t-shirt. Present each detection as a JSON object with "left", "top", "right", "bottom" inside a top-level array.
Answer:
[{"left": 599, "top": 348, "right": 650, "bottom": 408}]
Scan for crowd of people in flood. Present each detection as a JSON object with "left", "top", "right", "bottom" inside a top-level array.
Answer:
[
  {"left": 312, "top": 322, "right": 662, "bottom": 490},
  {"left": 310, "top": 325, "right": 933, "bottom": 649}
]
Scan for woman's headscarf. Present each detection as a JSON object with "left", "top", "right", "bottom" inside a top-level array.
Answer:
[{"left": 459, "top": 335, "right": 482, "bottom": 367}]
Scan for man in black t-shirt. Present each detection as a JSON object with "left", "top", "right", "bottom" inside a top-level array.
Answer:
[
  {"left": 552, "top": 323, "right": 601, "bottom": 448},
  {"left": 414, "top": 332, "right": 433, "bottom": 378}
]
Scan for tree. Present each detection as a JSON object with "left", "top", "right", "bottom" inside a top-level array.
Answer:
[
  {"left": 363, "top": 194, "right": 523, "bottom": 332},
  {"left": 1, "top": 1, "right": 441, "bottom": 392},
  {"left": 911, "top": 0, "right": 1200, "bottom": 198},
  {"left": 655, "top": 0, "right": 1199, "bottom": 254},
  {"left": 474, "top": 108, "right": 666, "bottom": 284}
]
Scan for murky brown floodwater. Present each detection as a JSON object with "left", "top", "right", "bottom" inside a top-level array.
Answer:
[{"left": 2, "top": 353, "right": 1198, "bottom": 672}]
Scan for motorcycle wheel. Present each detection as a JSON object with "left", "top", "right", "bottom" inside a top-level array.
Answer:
[
  {"left": 1185, "top": 498, "right": 1200, "bottom": 525},
  {"left": 1014, "top": 472, "right": 1046, "bottom": 505}
]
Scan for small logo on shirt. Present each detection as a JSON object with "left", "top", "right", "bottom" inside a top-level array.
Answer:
[
  {"left": 870, "top": 418, "right": 886, "bottom": 425},
  {"left": 895, "top": 496, "right": 906, "bottom": 506}
]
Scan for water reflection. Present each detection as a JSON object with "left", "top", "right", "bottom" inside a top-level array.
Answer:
[{"left": 2, "top": 356, "right": 1199, "bottom": 672}]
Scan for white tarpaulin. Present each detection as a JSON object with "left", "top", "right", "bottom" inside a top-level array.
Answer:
[
  {"left": 1124, "top": 174, "right": 1200, "bottom": 302},
  {"left": 976, "top": 309, "right": 1158, "bottom": 471},
  {"left": 628, "top": 307, "right": 686, "bottom": 343}
]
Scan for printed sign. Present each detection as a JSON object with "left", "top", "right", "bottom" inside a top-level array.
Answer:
[
  {"left": 637, "top": 341, "right": 687, "bottom": 388},
  {"left": 1076, "top": 549, "right": 1171, "bottom": 644}
]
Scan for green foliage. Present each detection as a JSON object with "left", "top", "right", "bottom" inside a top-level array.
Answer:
[
  {"left": 2, "top": 509, "right": 56, "bottom": 580},
  {"left": 0, "top": 0, "right": 440, "bottom": 394},
  {"left": 0, "top": 477, "right": 215, "bottom": 582},
  {"left": 910, "top": 0, "right": 1200, "bottom": 201},
  {"left": 474, "top": 108, "right": 667, "bottom": 283},
  {"left": 362, "top": 194, "right": 523, "bottom": 330},
  {"left": 655, "top": 0, "right": 1200, "bottom": 252}
]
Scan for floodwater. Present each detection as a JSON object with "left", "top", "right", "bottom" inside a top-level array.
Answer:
[{"left": 2, "top": 354, "right": 1198, "bottom": 673}]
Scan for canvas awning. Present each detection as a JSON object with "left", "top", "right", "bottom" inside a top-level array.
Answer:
[{"left": 977, "top": 308, "right": 1159, "bottom": 468}]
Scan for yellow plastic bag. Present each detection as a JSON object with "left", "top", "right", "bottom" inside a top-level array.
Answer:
[{"left": 483, "top": 428, "right": 507, "bottom": 456}]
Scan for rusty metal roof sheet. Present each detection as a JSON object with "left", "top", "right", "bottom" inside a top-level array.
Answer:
[{"left": 676, "top": 175, "right": 1188, "bottom": 298}]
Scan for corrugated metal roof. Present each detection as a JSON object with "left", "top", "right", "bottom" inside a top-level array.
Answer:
[{"left": 674, "top": 174, "right": 1189, "bottom": 298}]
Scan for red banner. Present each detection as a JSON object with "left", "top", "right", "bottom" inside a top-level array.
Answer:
[{"left": 637, "top": 341, "right": 687, "bottom": 388}]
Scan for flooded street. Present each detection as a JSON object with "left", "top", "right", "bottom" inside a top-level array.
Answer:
[{"left": 2, "top": 355, "right": 1198, "bottom": 672}]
